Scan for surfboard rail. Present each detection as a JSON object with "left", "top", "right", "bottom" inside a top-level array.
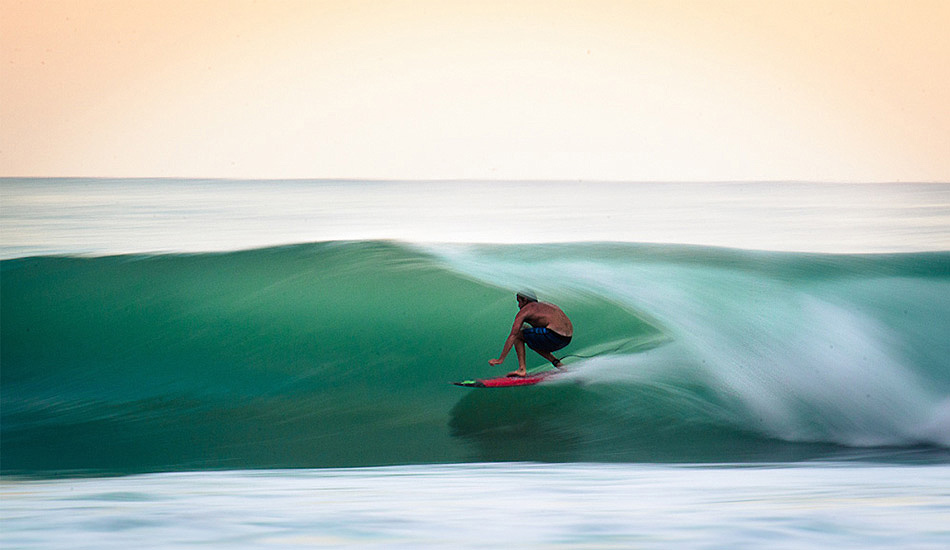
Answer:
[{"left": 453, "top": 369, "right": 563, "bottom": 388}]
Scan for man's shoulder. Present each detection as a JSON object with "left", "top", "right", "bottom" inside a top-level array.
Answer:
[{"left": 524, "top": 301, "right": 560, "bottom": 315}]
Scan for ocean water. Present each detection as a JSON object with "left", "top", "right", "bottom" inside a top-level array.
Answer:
[
  {"left": 3, "top": 463, "right": 949, "bottom": 549},
  {"left": 3, "top": 179, "right": 949, "bottom": 257},
  {"left": 2, "top": 178, "right": 949, "bottom": 548}
]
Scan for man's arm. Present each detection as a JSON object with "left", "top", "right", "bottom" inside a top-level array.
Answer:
[
  {"left": 489, "top": 307, "right": 531, "bottom": 365},
  {"left": 489, "top": 333, "right": 517, "bottom": 366}
]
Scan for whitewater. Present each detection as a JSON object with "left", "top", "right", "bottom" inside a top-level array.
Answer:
[{"left": 2, "top": 179, "right": 949, "bottom": 549}]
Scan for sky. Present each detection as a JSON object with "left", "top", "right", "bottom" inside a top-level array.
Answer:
[{"left": 2, "top": 0, "right": 948, "bottom": 181}]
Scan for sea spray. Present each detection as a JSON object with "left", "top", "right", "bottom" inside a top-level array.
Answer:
[{"left": 428, "top": 243, "right": 950, "bottom": 447}]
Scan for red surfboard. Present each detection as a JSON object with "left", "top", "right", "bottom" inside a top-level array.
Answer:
[{"left": 453, "top": 369, "right": 564, "bottom": 388}]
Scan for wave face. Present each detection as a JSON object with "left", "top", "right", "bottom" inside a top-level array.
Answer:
[{"left": 2, "top": 242, "right": 949, "bottom": 474}]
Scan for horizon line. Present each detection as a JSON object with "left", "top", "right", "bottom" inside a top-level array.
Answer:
[{"left": 2, "top": 177, "right": 947, "bottom": 185}]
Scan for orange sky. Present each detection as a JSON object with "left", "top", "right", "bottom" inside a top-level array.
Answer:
[{"left": 2, "top": 0, "right": 948, "bottom": 180}]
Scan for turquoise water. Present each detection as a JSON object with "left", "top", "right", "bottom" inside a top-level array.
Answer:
[
  {"left": 3, "top": 241, "right": 948, "bottom": 474},
  {"left": 2, "top": 179, "right": 949, "bottom": 547}
]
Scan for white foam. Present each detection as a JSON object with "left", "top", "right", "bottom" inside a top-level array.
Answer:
[{"left": 432, "top": 245, "right": 949, "bottom": 447}]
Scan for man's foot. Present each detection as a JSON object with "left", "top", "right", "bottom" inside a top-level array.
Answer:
[
  {"left": 552, "top": 359, "right": 564, "bottom": 369},
  {"left": 506, "top": 369, "right": 527, "bottom": 377}
]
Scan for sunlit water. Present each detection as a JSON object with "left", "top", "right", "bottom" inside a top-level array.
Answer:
[
  {"left": 3, "top": 463, "right": 949, "bottom": 549},
  {"left": 2, "top": 179, "right": 948, "bottom": 257}
]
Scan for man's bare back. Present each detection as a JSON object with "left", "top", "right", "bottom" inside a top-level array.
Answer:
[{"left": 518, "top": 301, "right": 573, "bottom": 338}]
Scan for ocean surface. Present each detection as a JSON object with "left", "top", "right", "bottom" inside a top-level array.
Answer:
[
  {"left": 3, "top": 463, "right": 949, "bottom": 549},
  {"left": 2, "top": 178, "right": 949, "bottom": 548}
]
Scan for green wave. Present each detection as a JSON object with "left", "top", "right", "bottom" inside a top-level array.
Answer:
[{"left": 2, "top": 241, "right": 948, "bottom": 474}]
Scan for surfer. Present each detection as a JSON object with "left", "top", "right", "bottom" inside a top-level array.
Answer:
[{"left": 489, "top": 291, "right": 573, "bottom": 377}]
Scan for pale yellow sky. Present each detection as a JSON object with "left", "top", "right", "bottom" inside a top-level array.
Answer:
[{"left": 2, "top": 0, "right": 948, "bottom": 181}]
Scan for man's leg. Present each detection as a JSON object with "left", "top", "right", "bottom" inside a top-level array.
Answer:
[
  {"left": 507, "top": 332, "right": 528, "bottom": 377},
  {"left": 522, "top": 328, "right": 565, "bottom": 369},
  {"left": 536, "top": 350, "right": 564, "bottom": 368}
]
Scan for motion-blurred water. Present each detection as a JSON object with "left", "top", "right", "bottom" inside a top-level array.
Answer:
[
  {"left": 2, "top": 179, "right": 948, "bottom": 548},
  {"left": 3, "top": 179, "right": 948, "bottom": 257}
]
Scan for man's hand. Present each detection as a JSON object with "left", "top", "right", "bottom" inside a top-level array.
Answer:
[{"left": 488, "top": 358, "right": 504, "bottom": 366}]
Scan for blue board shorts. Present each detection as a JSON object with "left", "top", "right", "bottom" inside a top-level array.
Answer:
[{"left": 522, "top": 327, "right": 572, "bottom": 353}]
